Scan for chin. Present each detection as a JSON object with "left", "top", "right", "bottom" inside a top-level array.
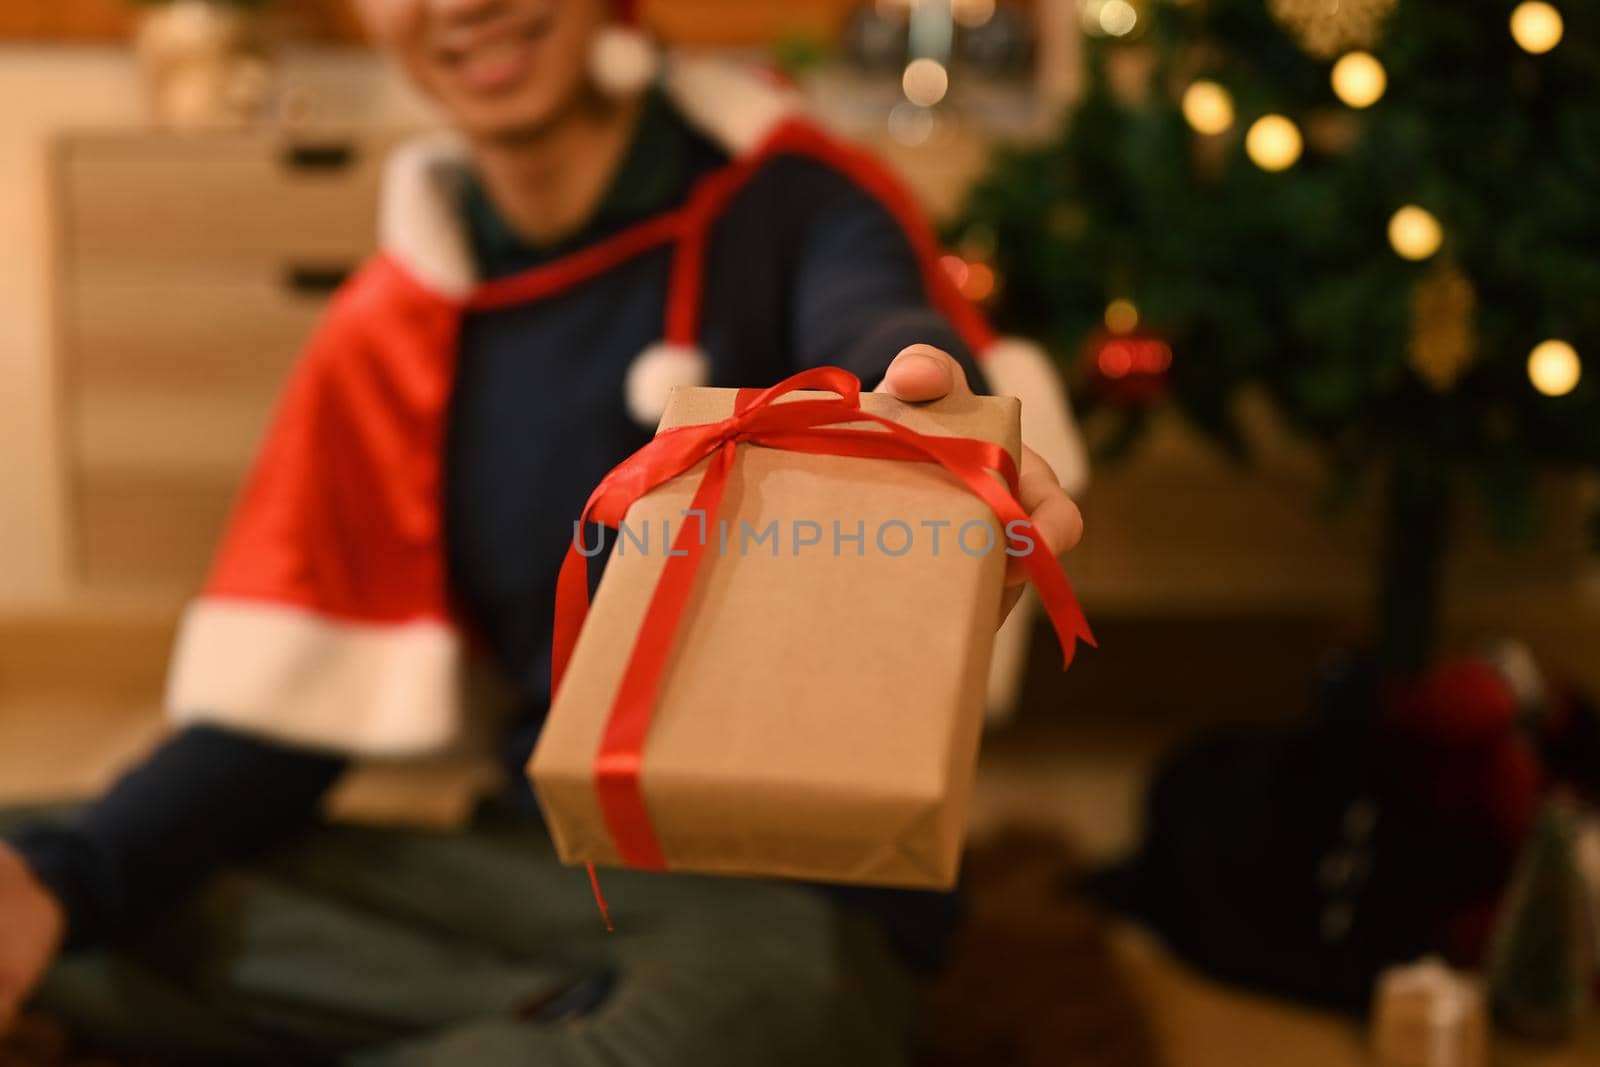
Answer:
[
  {"left": 439, "top": 56, "right": 602, "bottom": 141},
  {"left": 435, "top": 85, "right": 567, "bottom": 143}
]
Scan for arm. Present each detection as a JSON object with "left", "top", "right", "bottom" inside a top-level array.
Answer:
[
  {"left": 786, "top": 166, "right": 1083, "bottom": 620},
  {"left": 1, "top": 726, "right": 345, "bottom": 1023},
  {"left": 10, "top": 725, "right": 346, "bottom": 945},
  {"left": 788, "top": 169, "right": 988, "bottom": 392}
]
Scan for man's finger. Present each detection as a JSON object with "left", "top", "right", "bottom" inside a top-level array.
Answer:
[
  {"left": 875, "top": 344, "right": 972, "bottom": 402},
  {"left": 1006, "top": 448, "right": 1083, "bottom": 586}
]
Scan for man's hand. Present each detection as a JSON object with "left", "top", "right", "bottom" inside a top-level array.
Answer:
[
  {"left": 0, "top": 842, "right": 64, "bottom": 1033},
  {"left": 876, "top": 344, "right": 1084, "bottom": 622}
]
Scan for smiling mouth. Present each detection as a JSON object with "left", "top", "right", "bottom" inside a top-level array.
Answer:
[{"left": 437, "top": 11, "right": 555, "bottom": 94}]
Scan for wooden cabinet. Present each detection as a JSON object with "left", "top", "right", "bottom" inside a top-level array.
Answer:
[{"left": 55, "top": 130, "right": 400, "bottom": 593}]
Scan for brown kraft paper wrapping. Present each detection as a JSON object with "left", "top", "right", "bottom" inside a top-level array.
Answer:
[{"left": 530, "top": 385, "right": 1022, "bottom": 889}]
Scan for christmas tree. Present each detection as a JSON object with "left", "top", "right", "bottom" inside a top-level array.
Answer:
[{"left": 957, "top": 0, "right": 1600, "bottom": 671}]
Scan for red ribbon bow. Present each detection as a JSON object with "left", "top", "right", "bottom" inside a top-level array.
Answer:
[{"left": 551, "top": 367, "right": 1095, "bottom": 909}]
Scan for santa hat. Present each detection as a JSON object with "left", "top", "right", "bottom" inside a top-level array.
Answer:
[{"left": 588, "top": 0, "right": 659, "bottom": 97}]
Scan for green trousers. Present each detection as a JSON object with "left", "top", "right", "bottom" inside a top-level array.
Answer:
[{"left": 14, "top": 802, "right": 919, "bottom": 1065}]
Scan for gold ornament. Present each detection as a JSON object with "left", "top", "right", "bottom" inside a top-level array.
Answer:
[
  {"left": 1408, "top": 263, "right": 1477, "bottom": 392},
  {"left": 1268, "top": 0, "right": 1397, "bottom": 59},
  {"left": 1105, "top": 298, "right": 1140, "bottom": 334}
]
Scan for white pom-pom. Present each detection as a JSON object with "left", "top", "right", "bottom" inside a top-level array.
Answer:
[
  {"left": 626, "top": 342, "right": 708, "bottom": 428},
  {"left": 588, "top": 24, "right": 659, "bottom": 97}
]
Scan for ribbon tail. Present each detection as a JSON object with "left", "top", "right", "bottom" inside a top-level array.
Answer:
[
  {"left": 586, "top": 862, "right": 615, "bottom": 932},
  {"left": 1020, "top": 540, "right": 1097, "bottom": 668}
]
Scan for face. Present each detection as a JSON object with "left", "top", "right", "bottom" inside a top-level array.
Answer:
[{"left": 355, "top": 0, "right": 608, "bottom": 141}]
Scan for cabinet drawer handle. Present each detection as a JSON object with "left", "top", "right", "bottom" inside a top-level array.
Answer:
[
  {"left": 283, "top": 263, "right": 354, "bottom": 296},
  {"left": 282, "top": 142, "right": 356, "bottom": 172}
]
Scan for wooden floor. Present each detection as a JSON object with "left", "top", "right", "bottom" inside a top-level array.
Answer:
[{"left": 2, "top": 612, "right": 1596, "bottom": 1065}]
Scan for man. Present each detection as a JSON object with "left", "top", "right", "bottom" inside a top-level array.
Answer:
[{"left": 0, "top": 0, "right": 1084, "bottom": 1061}]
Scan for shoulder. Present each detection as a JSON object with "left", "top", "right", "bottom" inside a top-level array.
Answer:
[
  {"left": 720, "top": 123, "right": 929, "bottom": 248},
  {"left": 292, "top": 255, "right": 457, "bottom": 381}
]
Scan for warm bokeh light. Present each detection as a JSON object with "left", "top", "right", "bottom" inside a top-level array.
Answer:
[
  {"left": 953, "top": 0, "right": 997, "bottom": 28},
  {"left": 1527, "top": 339, "right": 1581, "bottom": 396},
  {"left": 1105, "top": 298, "right": 1141, "bottom": 334},
  {"left": 901, "top": 58, "right": 950, "bottom": 107},
  {"left": 1510, "top": 1, "right": 1564, "bottom": 54},
  {"left": 1098, "top": 0, "right": 1140, "bottom": 37},
  {"left": 1245, "top": 114, "right": 1303, "bottom": 171},
  {"left": 1331, "top": 51, "right": 1387, "bottom": 108},
  {"left": 961, "top": 262, "right": 996, "bottom": 301},
  {"left": 1182, "top": 80, "right": 1236, "bottom": 135},
  {"left": 1388, "top": 205, "right": 1443, "bottom": 260},
  {"left": 939, "top": 253, "right": 996, "bottom": 302},
  {"left": 1096, "top": 337, "right": 1172, "bottom": 379}
]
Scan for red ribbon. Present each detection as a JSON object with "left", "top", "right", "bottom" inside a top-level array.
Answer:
[{"left": 551, "top": 367, "right": 1095, "bottom": 884}]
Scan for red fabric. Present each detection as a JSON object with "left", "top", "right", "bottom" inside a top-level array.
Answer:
[
  {"left": 1382, "top": 657, "right": 1542, "bottom": 847},
  {"left": 204, "top": 255, "right": 462, "bottom": 624},
  {"left": 467, "top": 209, "right": 684, "bottom": 312},
  {"left": 552, "top": 367, "right": 1096, "bottom": 869}
]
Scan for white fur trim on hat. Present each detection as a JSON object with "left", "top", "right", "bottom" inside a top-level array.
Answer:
[
  {"left": 627, "top": 341, "right": 710, "bottom": 428},
  {"left": 379, "top": 132, "right": 477, "bottom": 298},
  {"left": 589, "top": 23, "right": 660, "bottom": 97},
  {"left": 662, "top": 57, "right": 805, "bottom": 156},
  {"left": 981, "top": 337, "right": 1090, "bottom": 496}
]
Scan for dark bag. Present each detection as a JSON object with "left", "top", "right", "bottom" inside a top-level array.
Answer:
[{"left": 1088, "top": 653, "right": 1518, "bottom": 1012}]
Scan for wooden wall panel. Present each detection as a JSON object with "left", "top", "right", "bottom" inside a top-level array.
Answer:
[
  {"left": 3, "top": 0, "right": 888, "bottom": 46},
  {"left": 0, "top": 0, "right": 364, "bottom": 42},
  {"left": 57, "top": 129, "right": 394, "bottom": 594}
]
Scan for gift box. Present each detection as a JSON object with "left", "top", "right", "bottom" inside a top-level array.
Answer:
[{"left": 529, "top": 368, "right": 1089, "bottom": 891}]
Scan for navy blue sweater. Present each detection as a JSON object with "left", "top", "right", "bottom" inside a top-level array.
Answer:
[{"left": 10, "top": 91, "right": 982, "bottom": 968}]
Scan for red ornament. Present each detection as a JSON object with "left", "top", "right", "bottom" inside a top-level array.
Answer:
[{"left": 1080, "top": 327, "right": 1172, "bottom": 405}]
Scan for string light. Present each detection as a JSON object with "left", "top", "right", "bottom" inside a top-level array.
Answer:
[
  {"left": 901, "top": 58, "right": 949, "bottom": 107},
  {"left": 1527, "top": 339, "right": 1581, "bottom": 396},
  {"left": 1388, "top": 205, "right": 1443, "bottom": 260},
  {"left": 1510, "top": 1, "right": 1564, "bottom": 54},
  {"left": 1081, "top": 0, "right": 1140, "bottom": 37},
  {"left": 1105, "top": 299, "right": 1140, "bottom": 334},
  {"left": 1096, "top": 337, "right": 1172, "bottom": 379},
  {"left": 962, "top": 262, "right": 997, "bottom": 302},
  {"left": 1245, "top": 114, "right": 1303, "bottom": 171},
  {"left": 1330, "top": 52, "right": 1386, "bottom": 108},
  {"left": 1182, "top": 81, "right": 1236, "bottom": 135},
  {"left": 939, "top": 253, "right": 997, "bottom": 302}
]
